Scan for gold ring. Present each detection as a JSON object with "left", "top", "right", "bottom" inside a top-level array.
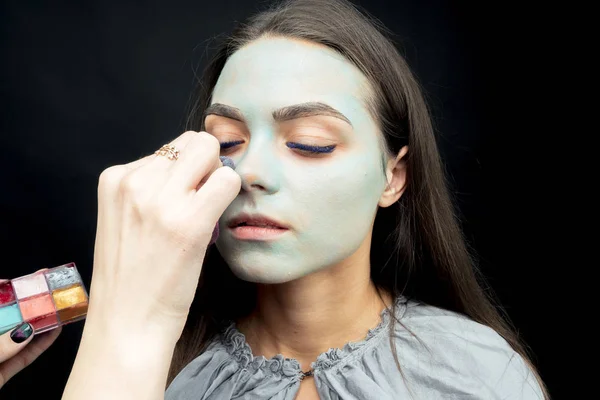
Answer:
[{"left": 154, "top": 144, "right": 180, "bottom": 161}]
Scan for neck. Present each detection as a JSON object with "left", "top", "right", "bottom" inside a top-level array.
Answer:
[{"left": 235, "top": 235, "right": 393, "bottom": 372}]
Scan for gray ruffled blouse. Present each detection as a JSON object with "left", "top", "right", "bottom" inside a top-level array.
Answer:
[{"left": 166, "top": 296, "right": 543, "bottom": 399}]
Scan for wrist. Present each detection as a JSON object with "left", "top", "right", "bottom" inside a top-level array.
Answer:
[
  {"left": 79, "top": 313, "right": 180, "bottom": 365},
  {"left": 63, "top": 315, "right": 180, "bottom": 400},
  {"left": 82, "top": 298, "right": 186, "bottom": 348}
]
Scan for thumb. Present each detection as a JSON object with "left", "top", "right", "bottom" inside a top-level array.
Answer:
[
  {"left": 0, "top": 323, "right": 34, "bottom": 363},
  {"left": 207, "top": 156, "right": 236, "bottom": 246}
]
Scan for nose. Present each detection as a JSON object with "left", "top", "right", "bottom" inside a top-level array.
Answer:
[{"left": 233, "top": 136, "right": 280, "bottom": 194}]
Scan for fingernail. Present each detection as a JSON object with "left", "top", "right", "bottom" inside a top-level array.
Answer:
[
  {"left": 10, "top": 322, "right": 33, "bottom": 343},
  {"left": 219, "top": 156, "right": 235, "bottom": 169}
]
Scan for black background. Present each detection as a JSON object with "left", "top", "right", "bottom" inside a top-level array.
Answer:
[{"left": 1, "top": 0, "right": 561, "bottom": 398}]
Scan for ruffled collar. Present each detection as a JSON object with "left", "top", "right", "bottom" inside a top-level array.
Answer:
[{"left": 218, "top": 295, "right": 408, "bottom": 378}]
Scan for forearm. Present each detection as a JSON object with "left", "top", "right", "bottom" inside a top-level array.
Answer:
[
  {"left": 59, "top": 130, "right": 234, "bottom": 399},
  {"left": 62, "top": 318, "right": 178, "bottom": 400}
]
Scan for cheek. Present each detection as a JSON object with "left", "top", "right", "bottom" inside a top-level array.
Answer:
[{"left": 290, "top": 154, "right": 385, "bottom": 233}]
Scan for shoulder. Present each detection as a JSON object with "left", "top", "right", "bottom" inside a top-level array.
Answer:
[
  {"left": 400, "top": 298, "right": 508, "bottom": 343},
  {"left": 389, "top": 299, "right": 545, "bottom": 399}
]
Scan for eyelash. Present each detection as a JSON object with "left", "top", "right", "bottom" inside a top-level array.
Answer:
[{"left": 219, "top": 140, "right": 336, "bottom": 154}]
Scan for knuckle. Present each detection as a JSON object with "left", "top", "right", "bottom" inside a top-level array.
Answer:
[
  {"left": 98, "top": 165, "right": 124, "bottom": 190},
  {"left": 180, "top": 130, "right": 199, "bottom": 139},
  {"left": 177, "top": 131, "right": 196, "bottom": 144},
  {"left": 216, "top": 166, "right": 242, "bottom": 187},
  {"left": 0, "top": 342, "right": 8, "bottom": 359},
  {"left": 197, "top": 132, "right": 221, "bottom": 154},
  {"left": 20, "top": 351, "right": 32, "bottom": 370},
  {"left": 118, "top": 171, "right": 145, "bottom": 195},
  {"left": 98, "top": 166, "right": 127, "bottom": 202},
  {"left": 118, "top": 172, "right": 154, "bottom": 216},
  {"left": 129, "top": 196, "right": 152, "bottom": 219}
]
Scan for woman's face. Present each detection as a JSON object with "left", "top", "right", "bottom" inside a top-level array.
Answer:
[{"left": 208, "top": 37, "right": 391, "bottom": 283}]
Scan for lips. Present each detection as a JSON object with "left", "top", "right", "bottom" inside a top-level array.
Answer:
[{"left": 227, "top": 213, "right": 289, "bottom": 230}]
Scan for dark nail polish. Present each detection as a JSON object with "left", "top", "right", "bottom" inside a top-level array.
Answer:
[
  {"left": 219, "top": 156, "right": 235, "bottom": 169},
  {"left": 10, "top": 322, "right": 33, "bottom": 343}
]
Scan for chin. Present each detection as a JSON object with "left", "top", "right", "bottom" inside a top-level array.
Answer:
[
  {"left": 215, "top": 241, "right": 309, "bottom": 284},
  {"left": 228, "top": 263, "right": 304, "bottom": 284}
]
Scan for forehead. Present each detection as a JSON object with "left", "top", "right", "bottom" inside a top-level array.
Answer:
[{"left": 212, "top": 37, "right": 373, "bottom": 123}]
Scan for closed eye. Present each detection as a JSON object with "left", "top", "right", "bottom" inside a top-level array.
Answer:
[
  {"left": 219, "top": 141, "right": 336, "bottom": 154},
  {"left": 220, "top": 140, "right": 244, "bottom": 149},
  {"left": 286, "top": 142, "right": 336, "bottom": 154}
]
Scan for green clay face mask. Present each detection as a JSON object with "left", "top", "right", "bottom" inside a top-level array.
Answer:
[{"left": 209, "top": 37, "right": 389, "bottom": 283}]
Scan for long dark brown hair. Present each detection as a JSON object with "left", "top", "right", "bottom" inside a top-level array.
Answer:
[{"left": 168, "top": 0, "right": 548, "bottom": 396}]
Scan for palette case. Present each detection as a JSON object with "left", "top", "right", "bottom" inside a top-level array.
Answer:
[{"left": 0, "top": 262, "right": 88, "bottom": 334}]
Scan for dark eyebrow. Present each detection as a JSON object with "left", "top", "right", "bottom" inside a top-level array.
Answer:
[
  {"left": 204, "top": 102, "right": 352, "bottom": 127},
  {"left": 203, "top": 103, "right": 246, "bottom": 122},
  {"left": 273, "top": 102, "right": 352, "bottom": 127}
]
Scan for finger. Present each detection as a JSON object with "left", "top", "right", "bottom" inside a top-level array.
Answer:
[
  {"left": 192, "top": 166, "right": 241, "bottom": 234},
  {"left": 206, "top": 156, "right": 236, "bottom": 246},
  {"left": 124, "top": 132, "right": 201, "bottom": 205},
  {"left": 145, "top": 131, "right": 200, "bottom": 172},
  {"left": 0, "top": 323, "right": 34, "bottom": 364},
  {"left": 0, "top": 326, "right": 61, "bottom": 387},
  {"left": 95, "top": 167, "right": 124, "bottom": 277},
  {"left": 164, "top": 131, "right": 223, "bottom": 193},
  {"left": 122, "top": 154, "right": 156, "bottom": 173},
  {"left": 95, "top": 155, "right": 153, "bottom": 273}
]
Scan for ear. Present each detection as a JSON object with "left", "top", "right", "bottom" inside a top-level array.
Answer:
[{"left": 378, "top": 146, "right": 408, "bottom": 208}]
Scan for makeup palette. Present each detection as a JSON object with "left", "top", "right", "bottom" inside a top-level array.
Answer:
[{"left": 0, "top": 263, "right": 88, "bottom": 335}]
